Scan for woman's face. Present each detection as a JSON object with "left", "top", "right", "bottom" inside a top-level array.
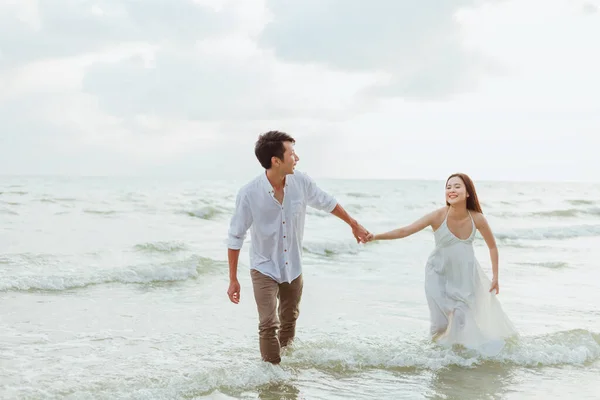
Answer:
[{"left": 445, "top": 176, "right": 468, "bottom": 205}]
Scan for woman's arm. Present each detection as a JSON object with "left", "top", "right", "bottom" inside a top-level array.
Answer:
[
  {"left": 368, "top": 210, "right": 439, "bottom": 241},
  {"left": 473, "top": 213, "right": 500, "bottom": 294}
]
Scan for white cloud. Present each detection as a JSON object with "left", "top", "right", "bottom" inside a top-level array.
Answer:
[
  {"left": 0, "top": 0, "right": 41, "bottom": 30},
  {"left": 582, "top": 2, "right": 598, "bottom": 14},
  {"left": 0, "top": 0, "right": 598, "bottom": 181},
  {"left": 456, "top": 0, "right": 600, "bottom": 111},
  {"left": 0, "top": 43, "right": 157, "bottom": 102},
  {"left": 275, "top": 0, "right": 600, "bottom": 182},
  {"left": 259, "top": 0, "right": 497, "bottom": 99},
  {"left": 0, "top": 1, "right": 255, "bottom": 172},
  {"left": 0, "top": 0, "right": 234, "bottom": 67}
]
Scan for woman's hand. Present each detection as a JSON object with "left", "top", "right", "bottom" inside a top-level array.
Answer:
[{"left": 489, "top": 278, "right": 499, "bottom": 294}]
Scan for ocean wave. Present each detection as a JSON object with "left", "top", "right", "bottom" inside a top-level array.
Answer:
[
  {"left": 119, "top": 192, "right": 149, "bottom": 204},
  {"left": 36, "top": 196, "right": 79, "bottom": 204},
  {"left": 583, "top": 207, "right": 600, "bottom": 216},
  {"left": 0, "top": 200, "right": 21, "bottom": 206},
  {"left": 517, "top": 261, "right": 570, "bottom": 269},
  {"left": 531, "top": 209, "right": 580, "bottom": 217},
  {"left": 83, "top": 209, "right": 118, "bottom": 215},
  {"left": 567, "top": 199, "right": 595, "bottom": 206},
  {"left": 134, "top": 241, "right": 188, "bottom": 253},
  {"left": 346, "top": 203, "right": 365, "bottom": 212},
  {"left": 0, "top": 208, "right": 18, "bottom": 215},
  {"left": 5, "top": 330, "right": 598, "bottom": 399},
  {"left": 284, "top": 329, "right": 600, "bottom": 372},
  {"left": 187, "top": 360, "right": 293, "bottom": 398},
  {"left": 0, "top": 253, "right": 62, "bottom": 267},
  {"left": 496, "top": 224, "right": 600, "bottom": 241},
  {"left": 302, "top": 241, "right": 362, "bottom": 258},
  {"left": 497, "top": 329, "right": 600, "bottom": 367},
  {"left": 42, "top": 360, "right": 292, "bottom": 400},
  {"left": 492, "top": 206, "right": 600, "bottom": 219},
  {"left": 0, "top": 255, "right": 224, "bottom": 292},
  {"left": 530, "top": 208, "right": 600, "bottom": 218},
  {"left": 306, "top": 208, "right": 329, "bottom": 218},
  {"left": 188, "top": 329, "right": 600, "bottom": 397},
  {"left": 346, "top": 192, "right": 380, "bottom": 199},
  {"left": 184, "top": 206, "right": 223, "bottom": 220}
]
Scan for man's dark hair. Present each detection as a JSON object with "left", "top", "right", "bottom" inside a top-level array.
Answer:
[{"left": 254, "top": 131, "right": 295, "bottom": 169}]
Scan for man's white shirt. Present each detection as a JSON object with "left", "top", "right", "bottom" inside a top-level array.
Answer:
[{"left": 227, "top": 170, "right": 337, "bottom": 283}]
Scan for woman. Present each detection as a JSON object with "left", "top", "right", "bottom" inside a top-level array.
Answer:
[{"left": 366, "top": 173, "right": 518, "bottom": 356}]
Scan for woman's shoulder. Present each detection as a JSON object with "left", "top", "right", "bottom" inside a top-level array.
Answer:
[
  {"left": 428, "top": 206, "right": 448, "bottom": 217},
  {"left": 469, "top": 210, "right": 487, "bottom": 226},
  {"left": 423, "top": 206, "right": 448, "bottom": 219},
  {"left": 428, "top": 206, "right": 449, "bottom": 229}
]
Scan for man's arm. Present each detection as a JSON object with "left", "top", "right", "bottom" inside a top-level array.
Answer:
[
  {"left": 331, "top": 203, "right": 369, "bottom": 243},
  {"left": 301, "top": 172, "right": 369, "bottom": 243},
  {"left": 227, "top": 249, "right": 241, "bottom": 304},
  {"left": 226, "top": 191, "right": 253, "bottom": 304},
  {"left": 228, "top": 249, "right": 241, "bottom": 282}
]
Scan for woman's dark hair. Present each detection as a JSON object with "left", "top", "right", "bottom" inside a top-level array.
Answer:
[{"left": 445, "top": 173, "right": 483, "bottom": 213}]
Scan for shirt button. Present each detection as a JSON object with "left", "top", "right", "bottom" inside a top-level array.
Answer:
[
  {"left": 283, "top": 236, "right": 286, "bottom": 238},
  {"left": 284, "top": 249, "right": 287, "bottom": 252},
  {"left": 283, "top": 221, "right": 285, "bottom": 224}
]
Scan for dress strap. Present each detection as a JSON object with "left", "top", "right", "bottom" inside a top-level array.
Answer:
[{"left": 467, "top": 211, "right": 476, "bottom": 236}]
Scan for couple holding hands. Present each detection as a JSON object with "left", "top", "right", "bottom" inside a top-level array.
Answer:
[{"left": 227, "top": 131, "right": 517, "bottom": 364}]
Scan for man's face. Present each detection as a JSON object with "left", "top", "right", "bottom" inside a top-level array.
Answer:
[{"left": 276, "top": 141, "right": 299, "bottom": 175}]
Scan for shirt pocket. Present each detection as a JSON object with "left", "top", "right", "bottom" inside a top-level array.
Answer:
[{"left": 291, "top": 200, "right": 305, "bottom": 216}]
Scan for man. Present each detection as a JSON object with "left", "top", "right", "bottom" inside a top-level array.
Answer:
[{"left": 226, "top": 131, "right": 370, "bottom": 364}]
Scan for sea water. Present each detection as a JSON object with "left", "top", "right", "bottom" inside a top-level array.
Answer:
[{"left": 1, "top": 175, "right": 599, "bottom": 399}]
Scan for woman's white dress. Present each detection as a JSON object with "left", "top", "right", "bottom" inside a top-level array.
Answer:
[{"left": 425, "top": 211, "right": 518, "bottom": 356}]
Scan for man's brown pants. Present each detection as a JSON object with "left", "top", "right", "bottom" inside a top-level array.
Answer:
[{"left": 250, "top": 269, "right": 303, "bottom": 364}]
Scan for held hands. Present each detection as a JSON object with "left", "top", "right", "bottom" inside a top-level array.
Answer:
[
  {"left": 489, "top": 278, "right": 499, "bottom": 294},
  {"left": 351, "top": 223, "right": 370, "bottom": 243}
]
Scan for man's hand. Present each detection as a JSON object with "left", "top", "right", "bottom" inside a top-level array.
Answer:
[
  {"left": 351, "top": 223, "right": 370, "bottom": 243},
  {"left": 227, "top": 279, "right": 241, "bottom": 304},
  {"left": 330, "top": 205, "right": 370, "bottom": 243}
]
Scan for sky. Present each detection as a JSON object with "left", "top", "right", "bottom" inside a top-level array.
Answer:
[{"left": 0, "top": 0, "right": 598, "bottom": 182}]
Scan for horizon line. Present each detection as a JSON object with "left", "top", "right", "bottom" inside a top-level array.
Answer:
[{"left": 0, "top": 173, "right": 597, "bottom": 185}]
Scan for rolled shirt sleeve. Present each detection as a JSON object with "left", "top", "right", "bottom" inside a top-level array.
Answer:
[
  {"left": 302, "top": 172, "right": 337, "bottom": 213},
  {"left": 227, "top": 190, "right": 253, "bottom": 250}
]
